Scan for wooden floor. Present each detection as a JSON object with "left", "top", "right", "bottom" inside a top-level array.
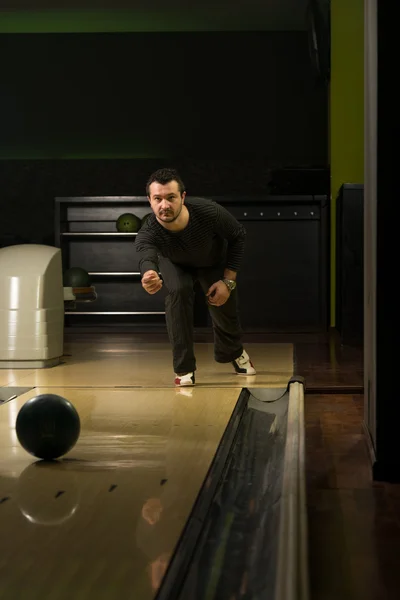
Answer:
[
  {"left": 0, "top": 386, "right": 240, "bottom": 599},
  {"left": 306, "top": 393, "right": 400, "bottom": 600},
  {"left": 0, "top": 337, "right": 293, "bottom": 389},
  {"left": 297, "top": 331, "right": 400, "bottom": 600},
  {"left": 1, "top": 328, "right": 398, "bottom": 600},
  {"left": 0, "top": 336, "right": 293, "bottom": 599}
]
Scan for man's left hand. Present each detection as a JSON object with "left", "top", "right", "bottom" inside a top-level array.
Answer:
[{"left": 206, "top": 280, "right": 231, "bottom": 307}]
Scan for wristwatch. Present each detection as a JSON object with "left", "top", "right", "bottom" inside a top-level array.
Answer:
[{"left": 222, "top": 278, "right": 236, "bottom": 292}]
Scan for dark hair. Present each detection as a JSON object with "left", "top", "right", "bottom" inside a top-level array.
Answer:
[{"left": 146, "top": 168, "right": 186, "bottom": 196}]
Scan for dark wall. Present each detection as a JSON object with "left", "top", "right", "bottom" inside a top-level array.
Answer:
[
  {"left": 1, "top": 31, "right": 327, "bottom": 160},
  {"left": 0, "top": 31, "right": 328, "bottom": 245}
]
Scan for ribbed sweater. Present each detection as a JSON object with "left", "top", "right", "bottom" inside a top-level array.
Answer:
[{"left": 135, "top": 197, "right": 246, "bottom": 276}]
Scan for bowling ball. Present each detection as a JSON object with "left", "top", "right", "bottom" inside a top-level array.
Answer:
[
  {"left": 116, "top": 213, "right": 141, "bottom": 233},
  {"left": 16, "top": 394, "right": 81, "bottom": 461},
  {"left": 63, "top": 267, "right": 91, "bottom": 288},
  {"left": 140, "top": 213, "right": 153, "bottom": 227}
]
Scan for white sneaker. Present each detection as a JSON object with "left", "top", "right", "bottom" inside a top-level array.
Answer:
[
  {"left": 232, "top": 350, "right": 256, "bottom": 376},
  {"left": 174, "top": 372, "right": 195, "bottom": 386}
]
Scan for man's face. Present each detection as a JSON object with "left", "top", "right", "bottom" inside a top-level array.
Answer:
[{"left": 148, "top": 180, "right": 185, "bottom": 223}]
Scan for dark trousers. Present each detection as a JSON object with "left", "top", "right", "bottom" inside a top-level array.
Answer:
[{"left": 158, "top": 256, "right": 244, "bottom": 374}]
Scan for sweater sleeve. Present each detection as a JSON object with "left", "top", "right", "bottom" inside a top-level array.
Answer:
[
  {"left": 213, "top": 203, "right": 246, "bottom": 272},
  {"left": 135, "top": 227, "right": 160, "bottom": 276}
]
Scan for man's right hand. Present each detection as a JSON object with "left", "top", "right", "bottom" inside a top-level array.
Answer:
[{"left": 141, "top": 270, "right": 163, "bottom": 294}]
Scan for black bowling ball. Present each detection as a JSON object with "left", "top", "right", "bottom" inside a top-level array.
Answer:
[{"left": 16, "top": 394, "right": 81, "bottom": 460}]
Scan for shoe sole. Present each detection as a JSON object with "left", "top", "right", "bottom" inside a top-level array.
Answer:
[{"left": 236, "top": 371, "right": 257, "bottom": 376}]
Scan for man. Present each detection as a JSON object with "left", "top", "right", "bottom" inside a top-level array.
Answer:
[{"left": 135, "top": 167, "right": 256, "bottom": 386}]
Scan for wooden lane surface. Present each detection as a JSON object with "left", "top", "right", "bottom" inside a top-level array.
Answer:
[
  {"left": 0, "top": 341, "right": 293, "bottom": 389},
  {"left": 0, "top": 386, "right": 239, "bottom": 600}
]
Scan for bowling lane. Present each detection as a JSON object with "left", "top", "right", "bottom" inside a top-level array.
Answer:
[
  {"left": 2, "top": 342, "right": 293, "bottom": 388},
  {"left": 0, "top": 372, "right": 25, "bottom": 387},
  {"left": 0, "top": 386, "right": 239, "bottom": 600}
]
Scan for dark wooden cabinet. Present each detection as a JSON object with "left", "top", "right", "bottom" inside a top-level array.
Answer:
[
  {"left": 55, "top": 194, "right": 329, "bottom": 332},
  {"left": 335, "top": 184, "right": 364, "bottom": 344}
]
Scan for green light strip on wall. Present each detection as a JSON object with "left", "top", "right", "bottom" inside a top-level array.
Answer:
[
  {"left": 0, "top": 154, "right": 158, "bottom": 160},
  {"left": 0, "top": 9, "right": 264, "bottom": 33}
]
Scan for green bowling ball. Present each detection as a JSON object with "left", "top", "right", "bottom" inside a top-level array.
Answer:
[
  {"left": 116, "top": 213, "right": 141, "bottom": 233},
  {"left": 63, "top": 267, "right": 91, "bottom": 288},
  {"left": 140, "top": 213, "right": 153, "bottom": 227}
]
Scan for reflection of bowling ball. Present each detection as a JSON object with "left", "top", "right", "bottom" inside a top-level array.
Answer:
[
  {"left": 16, "top": 394, "right": 81, "bottom": 460},
  {"left": 17, "top": 462, "right": 80, "bottom": 526}
]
